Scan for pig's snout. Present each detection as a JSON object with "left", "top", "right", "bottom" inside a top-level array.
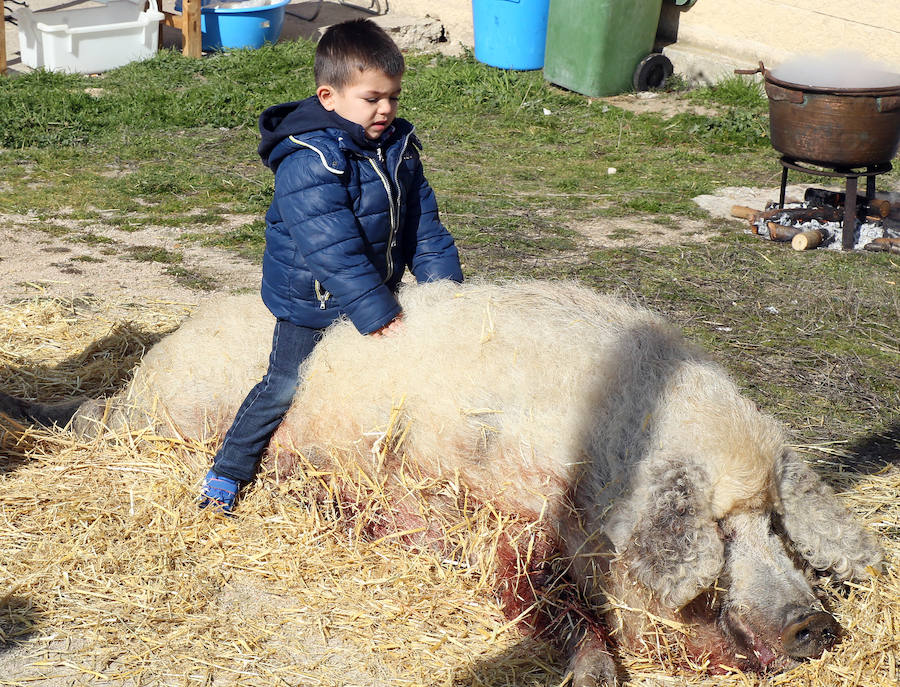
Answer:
[{"left": 781, "top": 610, "right": 839, "bottom": 659}]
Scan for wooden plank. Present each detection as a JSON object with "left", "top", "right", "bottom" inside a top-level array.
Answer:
[{"left": 162, "top": 14, "right": 184, "bottom": 30}]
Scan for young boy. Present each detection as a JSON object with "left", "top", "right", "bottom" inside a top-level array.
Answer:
[{"left": 199, "top": 18, "right": 463, "bottom": 512}]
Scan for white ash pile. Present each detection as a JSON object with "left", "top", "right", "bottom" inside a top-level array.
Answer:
[{"left": 731, "top": 189, "right": 900, "bottom": 253}]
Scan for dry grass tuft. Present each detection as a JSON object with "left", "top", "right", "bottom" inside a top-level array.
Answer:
[{"left": 0, "top": 298, "right": 896, "bottom": 686}]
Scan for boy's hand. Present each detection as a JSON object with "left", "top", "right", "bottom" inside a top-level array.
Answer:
[{"left": 369, "top": 314, "right": 404, "bottom": 338}]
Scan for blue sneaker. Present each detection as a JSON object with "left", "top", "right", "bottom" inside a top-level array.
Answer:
[{"left": 199, "top": 469, "right": 241, "bottom": 514}]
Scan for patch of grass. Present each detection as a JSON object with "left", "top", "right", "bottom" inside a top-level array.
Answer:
[
  {"left": 127, "top": 246, "right": 182, "bottom": 264},
  {"left": 71, "top": 255, "right": 105, "bottom": 263},
  {"left": 572, "top": 234, "right": 900, "bottom": 437},
  {"left": 607, "top": 228, "right": 640, "bottom": 240},
  {"left": 73, "top": 233, "right": 115, "bottom": 245},
  {"left": 689, "top": 109, "right": 770, "bottom": 148},
  {"left": 661, "top": 73, "right": 692, "bottom": 93},
  {"left": 672, "top": 76, "right": 770, "bottom": 148},
  {"left": 186, "top": 219, "right": 267, "bottom": 261},
  {"left": 651, "top": 216, "right": 682, "bottom": 230},
  {"left": 0, "top": 71, "right": 109, "bottom": 147},
  {"left": 688, "top": 75, "right": 766, "bottom": 108},
  {"left": 0, "top": 43, "right": 317, "bottom": 148},
  {"left": 0, "top": 49, "right": 777, "bottom": 234},
  {"left": 37, "top": 224, "right": 74, "bottom": 237},
  {"left": 164, "top": 265, "right": 217, "bottom": 291},
  {"left": 152, "top": 212, "right": 226, "bottom": 228}
]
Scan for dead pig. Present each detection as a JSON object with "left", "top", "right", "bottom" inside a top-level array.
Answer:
[{"left": 5, "top": 279, "right": 883, "bottom": 685}]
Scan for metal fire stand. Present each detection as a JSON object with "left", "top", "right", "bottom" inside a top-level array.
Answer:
[{"left": 777, "top": 157, "right": 893, "bottom": 250}]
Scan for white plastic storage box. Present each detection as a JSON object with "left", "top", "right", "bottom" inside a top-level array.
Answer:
[{"left": 15, "top": 0, "right": 164, "bottom": 74}]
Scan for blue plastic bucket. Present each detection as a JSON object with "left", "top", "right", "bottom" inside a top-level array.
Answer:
[
  {"left": 176, "top": 0, "right": 289, "bottom": 51},
  {"left": 472, "top": 0, "right": 550, "bottom": 70}
]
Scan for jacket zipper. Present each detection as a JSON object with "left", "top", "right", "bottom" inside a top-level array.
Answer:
[
  {"left": 371, "top": 134, "right": 412, "bottom": 284},
  {"left": 314, "top": 279, "right": 331, "bottom": 309},
  {"left": 390, "top": 134, "right": 409, "bottom": 247},
  {"left": 368, "top": 145, "right": 399, "bottom": 284}
]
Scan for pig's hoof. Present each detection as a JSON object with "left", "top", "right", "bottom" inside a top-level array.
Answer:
[{"left": 570, "top": 634, "right": 618, "bottom": 687}]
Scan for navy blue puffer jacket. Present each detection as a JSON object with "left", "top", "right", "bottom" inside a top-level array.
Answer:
[{"left": 257, "top": 97, "right": 463, "bottom": 335}]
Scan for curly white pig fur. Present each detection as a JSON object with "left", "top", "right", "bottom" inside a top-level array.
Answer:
[
  {"left": 60, "top": 279, "right": 881, "bottom": 681},
  {"left": 274, "top": 281, "right": 879, "bottom": 602}
]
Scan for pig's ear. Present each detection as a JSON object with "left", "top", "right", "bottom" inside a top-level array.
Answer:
[
  {"left": 623, "top": 460, "right": 724, "bottom": 609},
  {"left": 775, "top": 450, "right": 882, "bottom": 580}
]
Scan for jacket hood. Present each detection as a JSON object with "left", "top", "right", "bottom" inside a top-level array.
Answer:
[{"left": 258, "top": 96, "right": 407, "bottom": 170}]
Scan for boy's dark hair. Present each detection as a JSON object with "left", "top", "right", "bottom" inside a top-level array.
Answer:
[{"left": 315, "top": 19, "right": 405, "bottom": 88}]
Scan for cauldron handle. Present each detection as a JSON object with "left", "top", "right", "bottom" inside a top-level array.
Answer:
[
  {"left": 734, "top": 61, "right": 765, "bottom": 76},
  {"left": 878, "top": 96, "right": 900, "bottom": 113},
  {"left": 765, "top": 82, "right": 805, "bottom": 104}
]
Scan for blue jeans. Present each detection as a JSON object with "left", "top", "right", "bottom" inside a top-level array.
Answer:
[{"left": 212, "top": 319, "right": 323, "bottom": 483}]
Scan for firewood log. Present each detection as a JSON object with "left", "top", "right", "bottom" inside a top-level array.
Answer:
[
  {"left": 791, "top": 229, "right": 825, "bottom": 251},
  {"left": 730, "top": 205, "right": 760, "bottom": 221},
  {"left": 766, "top": 222, "right": 802, "bottom": 242},
  {"left": 803, "top": 188, "right": 891, "bottom": 217},
  {"left": 758, "top": 206, "right": 841, "bottom": 224},
  {"left": 863, "top": 237, "right": 900, "bottom": 254}
]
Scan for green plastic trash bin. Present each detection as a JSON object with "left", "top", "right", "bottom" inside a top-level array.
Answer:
[{"left": 543, "top": 0, "right": 671, "bottom": 97}]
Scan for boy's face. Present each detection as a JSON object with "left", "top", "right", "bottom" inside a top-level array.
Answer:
[{"left": 317, "top": 69, "right": 403, "bottom": 140}]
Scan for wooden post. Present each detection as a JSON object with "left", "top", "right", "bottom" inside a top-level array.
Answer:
[
  {"left": 160, "top": 0, "right": 203, "bottom": 58},
  {"left": 182, "top": 0, "right": 202, "bottom": 58},
  {"left": 158, "top": 1, "right": 165, "bottom": 51},
  {"left": 1, "top": 10, "right": 7, "bottom": 76}
]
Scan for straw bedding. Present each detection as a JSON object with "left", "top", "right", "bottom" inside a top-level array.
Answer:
[{"left": 0, "top": 296, "right": 896, "bottom": 686}]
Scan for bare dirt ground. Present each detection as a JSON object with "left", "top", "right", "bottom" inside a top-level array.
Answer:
[
  {"left": 573, "top": 214, "right": 719, "bottom": 249},
  {"left": 0, "top": 203, "right": 726, "bottom": 315},
  {"left": 0, "top": 212, "right": 261, "bottom": 314},
  {"left": 0, "top": 180, "right": 830, "bottom": 313},
  {"left": 601, "top": 91, "right": 718, "bottom": 118}
]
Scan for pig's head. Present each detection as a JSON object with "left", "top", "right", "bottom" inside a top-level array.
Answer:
[
  {"left": 680, "top": 510, "right": 839, "bottom": 673},
  {"left": 698, "top": 449, "right": 885, "bottom": 672},
  {"left": 605, "top": 452, "right": 882, "bottom": 675},
  {"left": 611, "top": 508, "right": 842, "bottom": 674}
]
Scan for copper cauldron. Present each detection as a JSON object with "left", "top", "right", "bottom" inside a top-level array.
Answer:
[{"left": 738, "top": 62, "right": 900, "bottom": 167}]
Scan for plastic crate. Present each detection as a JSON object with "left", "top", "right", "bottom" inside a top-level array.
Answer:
[{"left": 15, "top": 0, "right": 164, "bottom": 74}]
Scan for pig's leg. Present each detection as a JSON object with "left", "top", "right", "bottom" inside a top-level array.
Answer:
[
  {"left": 566, "top": 626, "right": 618, "bottom": 687},
  {"left": 775, "top": 451, "right": 882, "bottom": 580},
  {"left": 0, "top": 391, "right": 85, "bottom": 427},
  {"left": 0, "top": 391, "right": 110, "bottom": 438},
  {"left": 622, "top": 460, "right": 724, "bottom": 609}
]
